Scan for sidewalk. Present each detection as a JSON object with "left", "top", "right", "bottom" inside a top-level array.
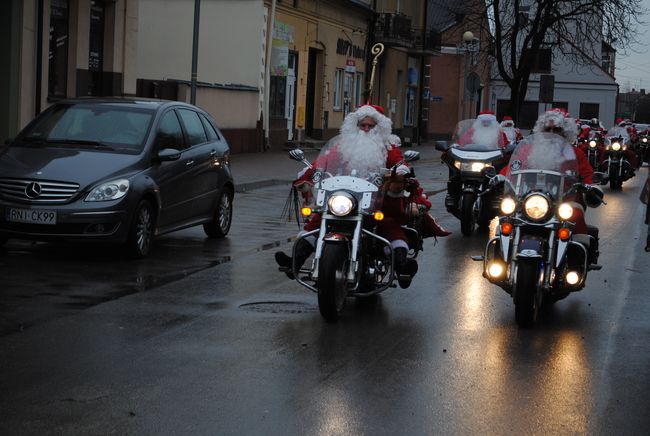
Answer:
[{"left": 230, "top": 140, "right": 447, "bottom": 193}]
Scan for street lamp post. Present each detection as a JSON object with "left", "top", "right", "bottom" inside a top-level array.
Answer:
[{"left": 462, "top": 31, "right": 479, "bottom": 119}]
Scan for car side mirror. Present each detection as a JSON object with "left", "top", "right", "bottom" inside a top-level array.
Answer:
[
  {"left": 289, "top": 148, "right": 305, "bottom": 162},
  {"left": 158, "top": 148, "right": 182, "bottom": 161},
  {"left": 435, "top": 140, "right": 449, "bottom": 152},
  {"left": 403, "top": 150, "right": 420, "bottom": 162}
]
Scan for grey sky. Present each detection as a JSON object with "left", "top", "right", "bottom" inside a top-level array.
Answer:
[{"left": 615, "top": 0, "right": 650, "bottom": 92}]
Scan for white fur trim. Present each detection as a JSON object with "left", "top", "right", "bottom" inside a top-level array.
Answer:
[
  {"left": 391, "top": 239, "right": 409, "bottom": 250},
  {"left": 340, "top": 105, "right": 392, "bottom": 140},
  {"left": 478, "top": 113, "right": 497, "bottom": 122}
]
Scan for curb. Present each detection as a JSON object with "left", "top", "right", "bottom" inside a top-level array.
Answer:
[{"left": 235, "top": 179, "right": 292, "bottom": 193}]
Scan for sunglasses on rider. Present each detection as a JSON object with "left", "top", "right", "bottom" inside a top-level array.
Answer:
[{"left": 358, "top": 122, "right": 376, "bottom": 129}]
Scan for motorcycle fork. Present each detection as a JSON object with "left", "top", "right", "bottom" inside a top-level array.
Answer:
[{"left": 312, "top": 214, "right": 362, "bottom": 282}]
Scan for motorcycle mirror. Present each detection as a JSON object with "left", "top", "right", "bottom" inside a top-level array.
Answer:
[
  {"left": 484, "top": 167, "right": 497, "bottom": 177},
  {"left": 471, "top": 255, "right": 484, "bottom": 261},
  {"left": 505, "top": 142, "right": 518, "bottom": 153},
  {"left": 289, "top": 148, "right": 305, "bottom": 162},
  {"left": 592, "top": 172, "right": 607, "bottom": 185},
  {"left": 435, "top": 140, "right": 450, "bottom": 152},
  {"left": 403, "top": 150, "right": 420, "bottom": 162}
]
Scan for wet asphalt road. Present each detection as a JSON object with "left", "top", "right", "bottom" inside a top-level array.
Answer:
[{"left": 0, "top": 161, "right": 649, "bottom": 435}]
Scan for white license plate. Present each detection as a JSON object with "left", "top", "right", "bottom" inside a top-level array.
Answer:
[{"left": 5, "top": 208, "right": 57, "bottom": 225}]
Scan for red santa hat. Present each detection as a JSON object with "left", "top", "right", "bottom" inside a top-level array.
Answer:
[
  {"left": 615, "top": 117, "right": 624, "bottom": 125},
  {"left": 502, "top": 115, "right": 513, "bottom": 121},
  {"left": 477, "top": 110, "right": 497, "bottom": 122}
]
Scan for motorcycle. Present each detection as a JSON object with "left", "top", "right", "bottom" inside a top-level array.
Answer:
[
  {"left": 578, "top": 131, "right": 603, "bottom": 170},
  {"left": 599, "top": 126, "right": 634, "bottom": 190},
  {"left": 638, "top": 134, "right": 649, "bottom": 165},
  {"left": 283, "top": 143, "right": 422, "bottom": 322},
  {"left": 436, "top": 119, "right": 513, "bottom": 236},
  {"left": 472, "top": 133, "right": 605, "bottom": 327}
]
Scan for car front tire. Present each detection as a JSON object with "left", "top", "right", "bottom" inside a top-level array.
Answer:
[
  {"left": 204, "top": 188, "right": 233, "bottom": 238},
  {"left": 126, "top": 199, "right": 155, "bottom": 258}
]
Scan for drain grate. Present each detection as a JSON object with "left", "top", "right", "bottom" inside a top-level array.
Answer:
[{"left": 239, "top": 301, "right": 317, "bottom": 314}]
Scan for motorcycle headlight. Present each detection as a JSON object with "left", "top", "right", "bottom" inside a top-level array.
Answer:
[
  {"left": 523, "top": 194, "right": 550, "bottom": 221},
  {"left": 557, "top": 202, "right": 574, "bottom": 220},
  {"left": 85, "top": 179, "right": 130, "bottom": 202},
  {"left": 500, "top": 197, "right": 516, "bottom": 215},
  {"left": 454, "top": 160, "right": 461, "bottom": 170},
  {"left": 612, "top": 142, "right": 621, "bottom": 151},
  {"left": 460, "top": 161, "right": 488, "bottom": 172},
  {"left": 589, "top": 140, "right": 597, "bottom": 148},
  {"left": 643, "top": 137, "right": 648, "bottom": 143},
  {"left": 327, "top": 192, "right": 355, "bottom": 216}
]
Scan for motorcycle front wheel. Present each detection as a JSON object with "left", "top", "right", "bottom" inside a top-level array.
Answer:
[
  {"left": 609, "top": 163, "right": 622, "bottom": 190},
  {"left": 460, "top": 192, "right": 476, "bottom": 236},
  {"left": 514, "top": 262, "right": 542, "bottom": 328},
  {"left": 317, "top": 243, "right": 349, "bottom": 322}
]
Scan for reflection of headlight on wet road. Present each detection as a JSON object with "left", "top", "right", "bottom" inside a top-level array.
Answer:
[{"left": 328, "top": 193, "right": 355, "bottom": 216}]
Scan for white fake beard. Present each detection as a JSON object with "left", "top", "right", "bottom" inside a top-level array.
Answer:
[
  {"left": 472, "top": 125, "right": 500, "bottom": 146},
  {"left": 526, "top": 140, "right": 566, "bottom": 170},
  {"left": 502, "top": 127, "right": 516, "bottom": 142},
  {"left": 338, "top": 130, "right": 387, "bottom": 173}
]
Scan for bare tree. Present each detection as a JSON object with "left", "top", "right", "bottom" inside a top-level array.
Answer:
[{"left": 448, "top": 0, "right": 645, "bottom": 123}]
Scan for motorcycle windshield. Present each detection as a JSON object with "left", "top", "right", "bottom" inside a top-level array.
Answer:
[
  {"left": 607, "top": 126, "right": 630, "bottom": 141},
  {"left": 313, "top": 134, "right": 388, "bottom": 180},
  {"left": 451, "top": 119, "right": 506, "bottom": 150},
  {"left": 310, "top": 134, "right": 386, "bottom": 212},
  {"left": 505, "top": 132, "right": 579, "bottom": 200}
]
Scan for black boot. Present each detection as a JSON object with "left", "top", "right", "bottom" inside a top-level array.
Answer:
[
  {"left": 394, "top": 247, "right": 418, "bottom": 289},
  {"left": 275, "top": 239, "right": 314, "bottom": 279}
]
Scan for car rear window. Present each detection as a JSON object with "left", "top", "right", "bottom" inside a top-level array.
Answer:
[{"left": 21, "top": 103, "right": 154, "bottom": 153}]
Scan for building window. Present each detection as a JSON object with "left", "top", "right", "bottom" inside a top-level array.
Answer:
[
  {"left": 344, "top": 72, "right": 354, "bottom": 117},
  {"left": 579, "top": 103, "right": 599, "bottom": 120},
  {"left": 355, "top": 73, "right": 364, "bottom": 107},
  {"left": 552, "top": 101, "right": 569, "bottom": 111},
  {"left": 404, "top": 88, "right": 416, "bottom": 126},
  {"left": 48, "top": 0, "right": 70, "bottom": 99},
  {"left": 269, "top": 75, "right": 287, "bottom": 119},
  {"left": 88, "top": 0, "right": 105, "bottom": 96},
  {"left": 532, "top": 48, "right": 552, "bottom": 74},
  {"left": 333, "top": 68, "right": 343, "bottom": 111},
  {"left": 497, "top": 99, "right": 539, "bottom": 130}
]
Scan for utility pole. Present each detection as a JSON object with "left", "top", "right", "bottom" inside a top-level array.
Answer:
[{"left": 190, "top": 0, "right": 200, "bottom": 105}]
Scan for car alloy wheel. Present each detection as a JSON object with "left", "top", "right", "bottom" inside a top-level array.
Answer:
[
  {"left": 203, "top": 188, "right": 233, "bottom": 238},
  {"left": 127, "top": 199, "right": 154, "bottom": 258}
]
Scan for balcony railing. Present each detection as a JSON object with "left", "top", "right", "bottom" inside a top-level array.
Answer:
[
  {"left": 412, "top": 28, "right": 442, "bottom": 54},
  {"left": 374, "top": 12, "right": 414, "bottom": 48}
]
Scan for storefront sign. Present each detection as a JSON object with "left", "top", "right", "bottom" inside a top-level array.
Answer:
[
  {"left": 271, "top": 21, "right": 294, "bottom": 76},
  {"left": 336, "top": 39, "right": 365, "bottom": 59}
]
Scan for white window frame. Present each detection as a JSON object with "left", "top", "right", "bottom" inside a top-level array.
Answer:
[
  {"left": 333, "top": 68, "right": 343, "bottom": 111},
  {"left": 355, "top": 72, "right": 364, "bottom": 107}
]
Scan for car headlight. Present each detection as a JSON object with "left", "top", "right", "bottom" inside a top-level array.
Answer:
[
  {"left": 500, "top": 197, "right": 516, "bottom": 215},
  {"left": 612, "top": 142, "right": 621, "bottom": 151},
  {"left": 85, "top": 179, "right": 130, "bottom": 202},
  {"left": 557, "top": 202, "right": 574, "bottom": 220},
  {"left": 523, "top": 194, "right": 550, "bottom": 221},
  {"left": 327, "top": 193, "right": 355, "bottom": 216},
  {"left": 589, "top": 140, "right": 597, "bottom": 148}
]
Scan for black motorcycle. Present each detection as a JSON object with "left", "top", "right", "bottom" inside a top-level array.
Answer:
[
  {"left": 600, "top": 127, "right": 634, "bottom": 190},
  {"left": 437, "top": 119, "right": 513, "bottom": 236},
  {"left": 474, "top": 133, "right": 605, "bottom": 327},
  {"left": 638, "top": 134, "right": 650, "bottom": 165},
  {"left": 282, "top": 144, "right": 422, "bottom": 322}
]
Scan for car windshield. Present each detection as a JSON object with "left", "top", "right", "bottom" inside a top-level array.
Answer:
[
  {"left": 17, "top": 103, "right": 155, "bottom": 153},
  {"left": 451, "top": 119, "right": 505, "bottom": 150},
  {"left": 505, "top": 132, "right": 579, "bottom": 200}
]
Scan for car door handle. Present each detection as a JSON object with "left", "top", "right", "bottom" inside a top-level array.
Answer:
[
  {"left": 210, "top": 150, "right": 218, "bottom": 157},
  {"left": 185, "top": 160, "right": 195, "bottom": 167}
]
